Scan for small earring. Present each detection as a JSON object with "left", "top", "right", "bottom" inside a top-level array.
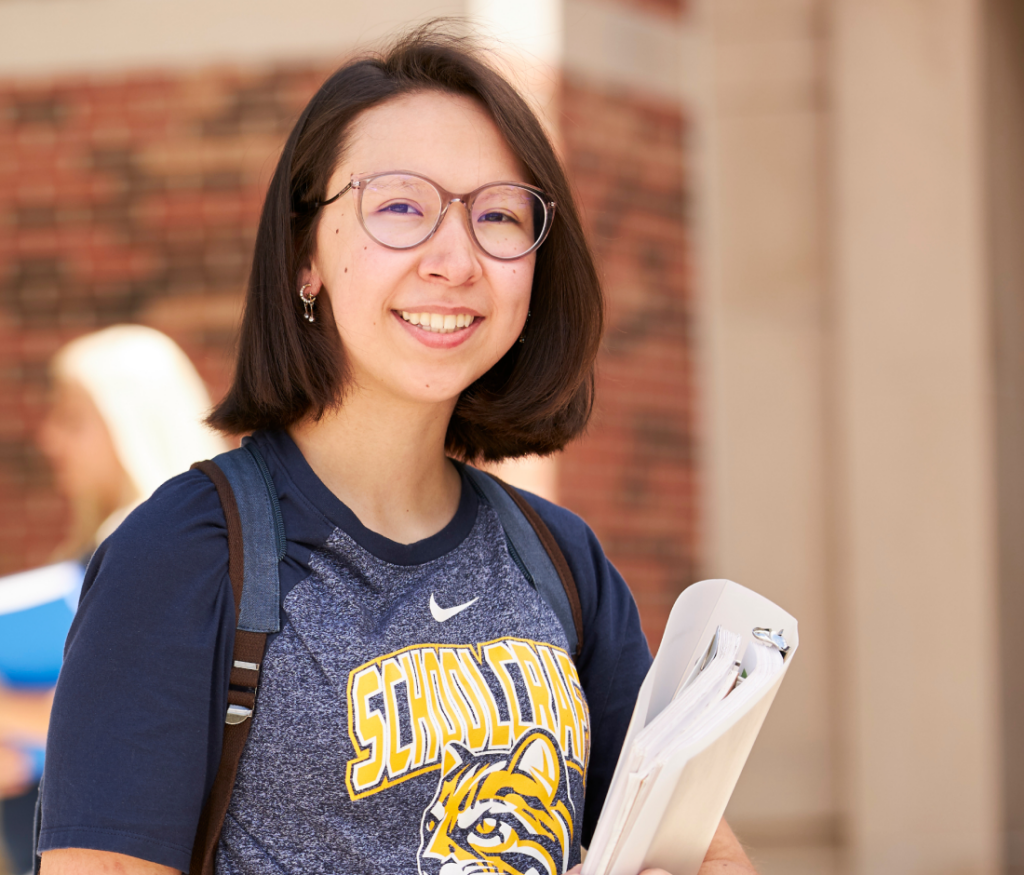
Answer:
[
  {"left": 299, "top": 283, "right": 316, "bottom": 322},
  {"left": 519, "top": 310, "right": 531, "bottom": 343}
]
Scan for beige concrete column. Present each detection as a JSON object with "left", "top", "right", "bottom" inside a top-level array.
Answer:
[
  {"left": 687, "top": 2, "right": 840, "bottom": 873},
  {"left": 831, "top": 2, "right": 1002, "bottom": 873}
]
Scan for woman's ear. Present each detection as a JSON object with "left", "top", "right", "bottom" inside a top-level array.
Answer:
[
  {"left": 296, "top": 265, "right": 322, "bottom": 299},
  {"left": 296, "top": 265, "right": 323, "bottom": 323}
]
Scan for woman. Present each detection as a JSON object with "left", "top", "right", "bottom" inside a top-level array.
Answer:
[
  {"left": 41, "top": 325, "right": 229, "bottom": 556},
  {"left": 0, "top": 325, "right": 225, "bottom": 874},
  {"left": 38, "top": 29, "right": 756, "bottom": 875}
]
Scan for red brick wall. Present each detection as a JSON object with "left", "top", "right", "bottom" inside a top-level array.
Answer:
[
  {"left": 0, "top": 66, "right": 326, "bottom": 573},
  {"left": 557, "top": 76, "right": 697, "bottom": 651},
  {"left": 0, "top": 61, "right": 698, "bottom": 653}
]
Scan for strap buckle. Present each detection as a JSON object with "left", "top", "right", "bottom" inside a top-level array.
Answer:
[{"left": 226, "top": 704, "right": 253, "bottom": 725}]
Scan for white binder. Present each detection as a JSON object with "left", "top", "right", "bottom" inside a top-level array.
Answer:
[{"left": 583, "top": 579, "right": 799, "bottom": 875}]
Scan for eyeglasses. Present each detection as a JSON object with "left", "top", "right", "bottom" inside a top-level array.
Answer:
[{"left": 314, "top": 171, "right": 557, "bottom": 260}]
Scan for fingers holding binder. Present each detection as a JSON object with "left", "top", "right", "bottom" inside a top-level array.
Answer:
[
  {"left": 567, "top": 869, "right": 672, "bottom": 875},
  {"left": 642, "top": 826, "right": 755, "bottom": 875},
  {"left": 698, "top": 818, "right": 756, "bottom": 874},
  {"left": 570, "top": 817, "right": 756, "bottom": 875}
]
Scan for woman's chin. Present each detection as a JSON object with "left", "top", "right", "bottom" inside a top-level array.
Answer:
[
  {"left": 346, "top": 358, "right": 496, "bottom": 409},
  {"left": 403, "top": 381, "right": 474, "bottom": 408},
  {"left": 347, "top": 372, "right": 472, "bottom": 409}
]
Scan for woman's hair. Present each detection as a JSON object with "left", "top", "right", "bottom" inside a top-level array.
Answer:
[
  {"left": 52, "top": 324, "right": 228, "bottom": 550},
  {"left": 208, "top": 23, "right": 604, "bottom": 462}
]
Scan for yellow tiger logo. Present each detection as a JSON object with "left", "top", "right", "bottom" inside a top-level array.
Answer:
[{"left": 417, "top": 728, "right": 575, "bottom": 875}]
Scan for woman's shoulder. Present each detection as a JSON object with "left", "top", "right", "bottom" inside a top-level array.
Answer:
[
  {"left": 130, "top": 465, "right": 224, "bottom": 519},
  {"left": 85, "top": 468, "right": 229, "bottom": 609},
  {"left": 111, "top": 467, "right": 225, "bottom": 543},
  {"left": 516, "top": 490, "right": 610, "bottom": 583}
]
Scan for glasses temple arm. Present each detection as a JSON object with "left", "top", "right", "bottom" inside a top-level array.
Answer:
[{"left": 312, "top": 181, "right": 354, "bottom": 210}]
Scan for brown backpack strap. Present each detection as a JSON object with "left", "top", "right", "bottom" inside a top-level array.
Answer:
[
  {"left": 189, "top": 460, "right": 269, "bottom": 875},
  {"left": 489, "top": 476, "right": 584, "bottom": 659}
]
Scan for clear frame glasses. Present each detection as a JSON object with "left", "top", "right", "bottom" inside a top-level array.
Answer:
[{"left": 314, "top": 171, "right": 557, "bottom": 260}]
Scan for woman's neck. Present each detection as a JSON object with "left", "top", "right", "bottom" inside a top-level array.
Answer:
[{"left": 288, "top": 389, "right": 463, "bottom": 545}]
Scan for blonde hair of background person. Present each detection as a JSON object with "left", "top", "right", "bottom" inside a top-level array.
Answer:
[
  {"left": 40, "top": 324, "right": 229, "bottom": 559},
  {"left": 0, "top": 325, "right": 227, "bottom": 867}
]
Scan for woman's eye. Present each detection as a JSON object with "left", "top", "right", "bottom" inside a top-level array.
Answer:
[
  {"left": 378, "top": 201, "right": 423, "bottom": 216},
  {"left": 478, "top": 210, "right": 518, "bottom": 224}
]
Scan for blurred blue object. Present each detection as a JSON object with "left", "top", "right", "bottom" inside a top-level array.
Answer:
[
  {"left": 0, "top": 561, "right": 82, "bottom": 787},
  {"left": 0, "top": 560, "right": 83, "bottom": 688}
]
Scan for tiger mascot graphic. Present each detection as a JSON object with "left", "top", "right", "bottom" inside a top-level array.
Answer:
[{"left": 417, "top": 728, "right": 576, "bottom": 875}]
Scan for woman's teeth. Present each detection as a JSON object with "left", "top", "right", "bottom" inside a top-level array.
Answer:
[{"left": 399, "top": 311, "right": 476, "bottom": 334}]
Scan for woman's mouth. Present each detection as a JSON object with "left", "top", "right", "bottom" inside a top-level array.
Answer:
[{"left": 398, "top": 311, "right": 477, "bottom": 335}]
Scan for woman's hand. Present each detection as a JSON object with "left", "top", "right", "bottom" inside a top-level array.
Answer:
[
  {"left": 0, "top": 681, "right": 55, "bottom": 744},
  {"left": 694, "top": 819, "right": 757, "bottom": 874},
  {"left": 0, "top": 682, "right": 53, "bottom": 798},
  {"left": 568, "top": 818, "right": 757, "bottom": 875},
  {"left": 0, "top": 742, "right": 33, "bottom": 798}
]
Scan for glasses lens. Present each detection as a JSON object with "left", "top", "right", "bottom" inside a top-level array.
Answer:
[
  {"left": 471, "top": 185, "right": 548, "bottom": 258},
  {"left": 359, "top": 174, "right": 442, "bottom": 248}
]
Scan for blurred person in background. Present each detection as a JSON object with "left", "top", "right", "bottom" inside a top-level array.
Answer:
[{"left": 0, "top": 324, "right": 227, "bottom": 875}]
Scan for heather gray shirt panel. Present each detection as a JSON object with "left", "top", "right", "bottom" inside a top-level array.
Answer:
[{"left": 217, "top": 503, "right": 588, "bottom": 875}]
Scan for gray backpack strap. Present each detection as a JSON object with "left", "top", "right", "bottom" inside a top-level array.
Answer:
[
  {"left": 461, "top": 466, "right": 583, "bottom": 659},
  {"left": 188, "top": 437, "right": 284, "bottom": 875},
  {"left": 209, "top": 437, "right": 283, "bottom": 634}
]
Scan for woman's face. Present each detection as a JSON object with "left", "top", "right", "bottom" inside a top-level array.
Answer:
[
  {"left": 306, "top": 91, "right": 535, "bottom": 408},
  {"left": 38, "top": 378, "right": 133, "bottom": 514}
]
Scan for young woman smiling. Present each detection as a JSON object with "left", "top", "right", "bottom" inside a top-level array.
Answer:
[{"left": 38, "top": 27, "right": 757, "bottom": 875}]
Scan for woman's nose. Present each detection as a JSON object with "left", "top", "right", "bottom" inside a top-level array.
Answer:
[{"left": 417, "top": 203, "right": 483, "bottom": 286}]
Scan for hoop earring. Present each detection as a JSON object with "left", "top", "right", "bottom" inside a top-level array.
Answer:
[
  {"left": 519, "top": 310, "right": 531, "bottom": 343},
  {"left": 299, "top": 283, "right": 316, "bottom": 322}
]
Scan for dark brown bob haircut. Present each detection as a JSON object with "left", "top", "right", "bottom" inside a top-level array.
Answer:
[{"left": 208, "top": 23, "right": 604, "bottom": 462}]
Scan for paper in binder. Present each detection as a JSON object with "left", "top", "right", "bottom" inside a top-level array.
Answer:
[{"left": 583, "top": 579, "right": 798, "bottom": 875}]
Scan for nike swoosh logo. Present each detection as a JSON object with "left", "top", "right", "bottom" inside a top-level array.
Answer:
[{"left": 429, "top": 594, "right": 479, "bottom": 623}]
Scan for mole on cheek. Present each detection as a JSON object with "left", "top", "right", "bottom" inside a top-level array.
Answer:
[{"left": 344, "top": 267, "right": 348, "bottom": 273}]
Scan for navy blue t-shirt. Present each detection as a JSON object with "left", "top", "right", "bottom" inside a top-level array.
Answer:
[{"left": 38, "top": 430, "right": 651, "bottom": 873}]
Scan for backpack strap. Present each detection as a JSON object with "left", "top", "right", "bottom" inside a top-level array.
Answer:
[
  {"left": 188, "top": 438, "right": 284, "bottom": 875},
  {"left": 460, "top": 465, "right": 583, "bottom": 660}
]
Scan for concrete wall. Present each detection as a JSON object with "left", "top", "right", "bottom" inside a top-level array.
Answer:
[
  {"left": 832, "top": 3, "right": 1000, "bottom": 872},
  {"left": 694, "top": 1, "right": 1005, "bottom": 873},
  {"left": 688, "top": 3, "right": 839, "bottom": 873}
]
